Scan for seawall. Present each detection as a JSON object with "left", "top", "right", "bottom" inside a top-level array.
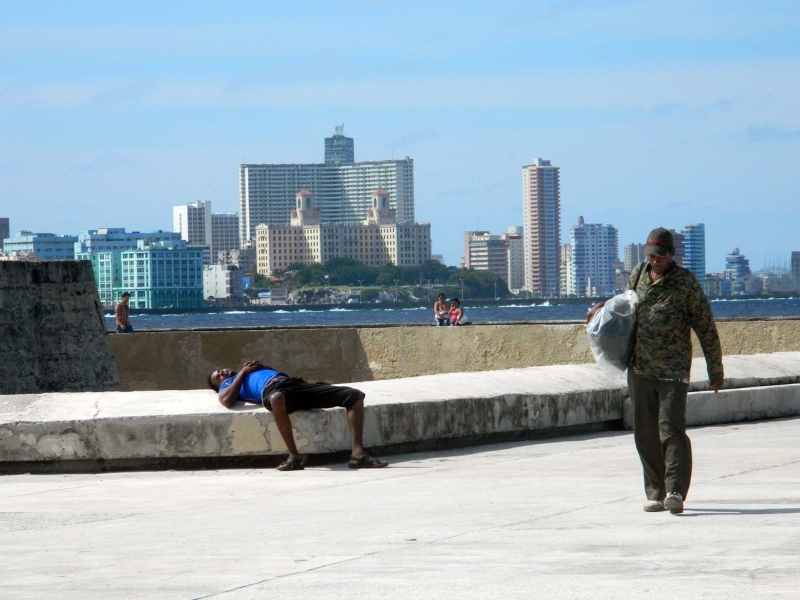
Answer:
[{"left": 110, "top": 318, "right": 800, "bottom": 391}]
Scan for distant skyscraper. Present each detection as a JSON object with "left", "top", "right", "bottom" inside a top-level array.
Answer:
[
  {"left": 173, "top": 200, "right": 212, "bottom": 249},
  {"left": 240, "top": 129, "right": 415, "bottom": 246},
  {"left": 505, "top": 226, "right": 525, "bottom": 292},
  {"left": 464, "top": 231, "right": 508, "bottom": 280},
  {"left": 792, "top": 251, "right": 800, "bottom": 284},
  {"left": 324, "top": 125, "right": 355, "bottom": 165},
  {"left": 624, "top": 243, "right": 646, "bottom": 271},
  {"left": 683, "top": 223, "right": 706, "bottom": 287},
  {"left": 211, "top": 212, "right": 240, "bottom": 255},
  {"left": 0, "top": 218, "right": 9, "bottom": 252},
  {"left": 569, "top": 216, "right": 618, "bottom": 297},
  {"left": 560, "top": 243, "right": 573, "bottom": 296},
  {"left": 670, "top": 230, "right": 686, "bottom": 266},
  {"left": 522, "top": 158, "right": 560, "bottom": 296}
]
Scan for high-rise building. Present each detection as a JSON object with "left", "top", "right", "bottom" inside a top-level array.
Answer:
[
  {"left": 324, "top": 125, "right": 354, "bottom": 165},
  {"left": 464, "top": 231, "right": 508, "bottom": 280},
  {"left": 560, "top": 243, "right": 573, "bottom": 296},
  {"left": 569, "top": 216, "right": 618, "bottom": 297},
  {"left": 240, "top": 128, "right": 415, "bottom": 246},
  {"left": 211, "top": 213, "right": 240, "bottom": 255},
  {"left": 204, "top": 264, "right": 244, "bottom": 301},
  {"left": 173, "top": 200, "right": 212, "bottom": 249},
  {"left": 624, "top": 243, "right": 646, "bottom": 271},
  {"left": 3, "top": 231, "right": 78, "bottom": 260},
  {"left": 505, "top": 226, "right": 525, "bottom": 292},
  {"left": 683, "top": 223, "right": 706, "bottom": 287},
  {"left": 670, "top": 230, "right": 686, "bottom": 266},
  {"left": 522, "top": 158, "right": 560, "bottom": 296},
  {"left": 725, "top": 247, "right": 752, "bottom": 294},
  {"left": 256, "top": 190, "right": 430, "bottom": 276},
  {"left": 792, "top": 251, "right": 800, "bottom": 284},
  {"left": 0, "top": 218, "right": 9, "bottom": 252}
]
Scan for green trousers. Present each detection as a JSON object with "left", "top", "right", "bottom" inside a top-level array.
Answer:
[{"left": 628, "top": 371, "right": 692, "bottom": 501}]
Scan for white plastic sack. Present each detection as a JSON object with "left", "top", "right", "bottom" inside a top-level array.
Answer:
[{"left": 586, "top": 290, "right": 639, "bottom": 380}]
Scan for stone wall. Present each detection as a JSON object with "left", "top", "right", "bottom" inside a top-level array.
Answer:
[
  {"left": 0, "top": 261, "right": 119, "bottom": 394},
  {"left": 109, "top": 319, "right": 800, "bottom": 391}
]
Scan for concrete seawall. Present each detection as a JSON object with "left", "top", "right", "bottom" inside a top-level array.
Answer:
[{"left": 109, "top": 319, "right": 800, "bottom": 391}]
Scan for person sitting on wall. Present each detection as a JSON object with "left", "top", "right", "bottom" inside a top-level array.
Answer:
[
  {"left": 115, "top": 292, "right": 134, "bottom": 333},
  {"left": 208, "top": 360, "right": 389, "bottom": 472},
  {"left": 433, "top": 293, "right": 450, "bottom": 326},
  {"left": 449, "top": 297, "right": 466, "bottom": 326}
]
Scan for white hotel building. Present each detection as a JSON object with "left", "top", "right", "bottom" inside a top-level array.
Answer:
[{"left": 256, "top": 190, "right": 430, "bottom": 276}]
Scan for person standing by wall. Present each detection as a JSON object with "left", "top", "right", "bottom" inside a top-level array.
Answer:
[
  {"left": 588, "top": 227, "right": 723, "bottom": 515},
  {"left": 115, "top": 292, "right": 134, "bottom": 333}
]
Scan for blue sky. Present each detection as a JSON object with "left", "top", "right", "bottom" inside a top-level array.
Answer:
[{"left": 1, "top": 0, "right": 798, "bottom": 272}]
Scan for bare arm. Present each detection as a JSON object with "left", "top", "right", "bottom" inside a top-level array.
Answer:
[{"left": 218, "top": 361, "right": 266, "bottom": 408}]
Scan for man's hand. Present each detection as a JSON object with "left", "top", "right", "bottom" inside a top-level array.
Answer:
[
  {"left": 586, "top": 302, "right": 605, "bottom": 324},
  {"left": 239, "top": 360, "right": 266, "bottom": 375},
  {"left": 710, "top": 378, "right": 723, "bottom": 394}
]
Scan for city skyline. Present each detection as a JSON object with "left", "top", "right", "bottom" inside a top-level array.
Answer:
[{"left": 1, "top": 1, "right": 799, "bottom": 271}]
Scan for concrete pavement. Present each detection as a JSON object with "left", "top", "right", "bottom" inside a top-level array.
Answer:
[{"left": 1, "top": 416, "right": 798, "bottom": 599}]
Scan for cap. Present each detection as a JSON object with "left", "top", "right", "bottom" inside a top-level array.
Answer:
[{"left": 644, "top": 227, "right": 674, "bottom": 256}]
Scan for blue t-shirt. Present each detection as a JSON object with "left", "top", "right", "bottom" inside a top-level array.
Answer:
[{"left": 218, "top": 368, "right": 286, "bottom": 404}]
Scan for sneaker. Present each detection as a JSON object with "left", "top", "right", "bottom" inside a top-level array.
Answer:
[
  {"left": 643, "top": 500, "right": 665, "bottom": 512},
  {"left": 664, "top": 491, "right": 684, "bottom": 514}
]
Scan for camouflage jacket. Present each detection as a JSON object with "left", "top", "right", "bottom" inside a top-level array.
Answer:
[{"left": 628, "top": 261, "right": 724, "bottom": 383}]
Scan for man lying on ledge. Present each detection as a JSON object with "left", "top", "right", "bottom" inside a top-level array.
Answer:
[{"left": 209, "top": 360, "right": 388, "bottom": 472}]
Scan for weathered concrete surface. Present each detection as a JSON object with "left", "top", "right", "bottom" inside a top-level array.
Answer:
[
  {"left": 0, "top": 260, "right": 118, "bottom": 394},
  {"left": 1, "top": 418, "right": 798, "bottom": 600},
  {"left": 109, "top": 318, "right": 800, "bottom": 391},
  {"left": 0, "top": 364, "right": 623, "bottom": 468},
  {"left": 2, "top": 353, "right": 799, "bottom": 472}
]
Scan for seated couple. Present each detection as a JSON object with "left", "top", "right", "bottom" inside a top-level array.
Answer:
[
  {"left": 209, "top": 360, "right": 388, "bottom": 472},
  {"left": 433, "top": 294, "right": 466, "bottom": 326}
]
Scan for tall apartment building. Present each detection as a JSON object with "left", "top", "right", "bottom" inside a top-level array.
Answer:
[
  {"left": 505, "top": 226, "right": 525, "bottom": 292},
  {"left": 570, "top": 217, "right": 618, "bottom": 297},
  {"left": 239, "top": 129, "right": 415, "bottom": 246},
  {"left": 624, "top": 243, "right": 646, "bottom": 271},
  {"left": 682, "top": 223, "right": 706, "bottom": 287},
  {"left": 463, "top": 231, "right": 508, "bottom": 280},
  {"left": 670, "top": 230, "right": 686, "bottom": 267},
  {"left": 256, "top": 190, "right": 430, "bottom": 276},
  {"left": 211, "top": 213, "right": 240, "bottom": 255},
  {"left": 173, "top": 200, "right": 212, "bottom": 248},
  {"left": 792, "top": 251, "right": 800, "bottom": 284},
  {"left": 522, "top": 158, "right": 560, "bottom": 296},
  {"left": 3, "top": 231, "right": 78, "bottom": 260},
  {"left": 75, "top": 228, "right": 196, "bottom": 307},
  {"left": 560, "top": 243, "right": 574, "bottom": 296},
  {"left": 324, "top": 125, "right": 354, "bottom": 165},
  {"left": 0, "top": 218, "right": 9, "bottom": 252}
]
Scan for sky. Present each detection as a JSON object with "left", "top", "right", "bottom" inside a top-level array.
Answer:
[{"left": 1, "top": 0, "right": 799, "bottom": 272}]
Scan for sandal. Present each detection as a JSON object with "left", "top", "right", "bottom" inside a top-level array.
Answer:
[
  {"left": 276, "top": 455, "right": 305, "bottom": 471},
  {"left": 348, "top": 454, "right": 389, "bottom": 469}
]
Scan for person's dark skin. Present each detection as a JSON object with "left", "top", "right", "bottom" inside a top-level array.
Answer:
[
  {"left": 586, "top": 251, "right": 723, "bottom": 393},
  {"left": 209, "top": 361, "right": 369, "bottom": 460}
]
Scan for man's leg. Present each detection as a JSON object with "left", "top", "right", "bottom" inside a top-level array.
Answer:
[
  {"left": 629, "top": 372, "right": 666, "bottom": 502},
  {"left": 345, "top": 394, "right": 366, "bottom": 457},
  {"left": 267, "top": 391, "right": 301, "bottom": 458},
  {"left": 659, "top": 380, "right": 692, "bottom": 500}
]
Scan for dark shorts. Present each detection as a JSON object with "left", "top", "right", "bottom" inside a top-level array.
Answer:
[{"left": 261, "top": 377, "right": 363, "bottom": 414}]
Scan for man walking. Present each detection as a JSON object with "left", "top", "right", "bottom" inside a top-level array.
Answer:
[
  {"left": 588, "top": 227, "right": 723, "bottom": 514},
  {"left": 115, "top": 292, "right": 133, "bottom": 333},
  {"left": 209, "top": 360, "right": 388, "bottom": 472}
]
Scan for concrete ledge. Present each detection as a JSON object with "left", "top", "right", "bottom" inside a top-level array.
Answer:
[{"left": 2, "top": 353, "right": 800, "bottom": 473}]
